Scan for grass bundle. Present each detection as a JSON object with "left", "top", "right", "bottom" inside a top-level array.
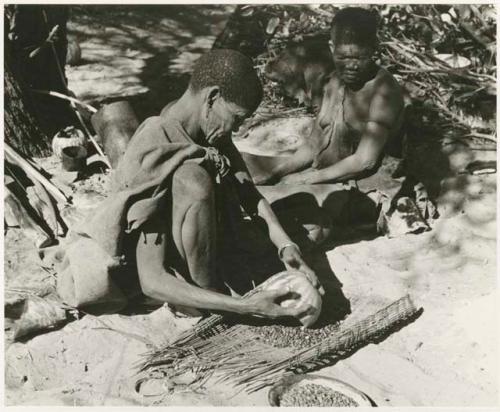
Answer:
[
  {"left": 136, "top": 295, "right": 421, "bottom": 394},
  {"left": 380, "top": 39, "right": 496, "bottom": 141}
]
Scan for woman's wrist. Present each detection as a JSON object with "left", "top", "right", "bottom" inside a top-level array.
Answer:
[
  {"left": 233, "top": 295, "right": 254, "bottom": 315},
  {"left": 278, "top": 242, "right": 300, "bottom": 259}
]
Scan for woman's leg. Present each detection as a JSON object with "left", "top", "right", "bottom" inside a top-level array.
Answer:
[
  {"left": 135, "top": 163, "right": 222, "bottom": 296},
  {"left": 170, "top": 163, "right": 221, "bottom": 291}
]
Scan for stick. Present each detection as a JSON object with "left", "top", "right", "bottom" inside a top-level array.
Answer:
[
  {"left": 31, "top": 89, "right": 97, "bottom": 113},
  {"left": 4, "top": 186, "right": 54, "bottom": 249},
  {"left": 28, "top": 25, "right": 59, "bottom": 59},
  {"left": 4, "top": 144, "right": 70, "bottom": 205},
  {"left": 39, "top": 94, "right": 112, "bottom": 170},
  {"left": 30, "top": 174, "right": 65, "bottom": 236},
  {"left": 464, "top": 132, "right": 497, "bottom": 142},
  {"left": 75, "top": 111, "right": 112, "bottom": 169},
  {"left": 40, "top": 14, "right": 112, "bottom": 170},
  {"left": 459, "top": 21, "right": 492, "bottom": 50}
]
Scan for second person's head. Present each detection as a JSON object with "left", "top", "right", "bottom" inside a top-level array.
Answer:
[{"left": 329, "top": 8, "right": 378, "bottom": 87}]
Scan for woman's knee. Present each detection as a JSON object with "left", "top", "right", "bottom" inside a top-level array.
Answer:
[{"left": 172, "top": 163, "right": 213, "bottom": 201}]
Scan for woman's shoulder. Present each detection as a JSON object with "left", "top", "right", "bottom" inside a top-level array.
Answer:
[
  {"left": 372, "top": 67, "right": 404, "bottom": 97},
  {"left": 323, "top": 72, "right": 342, "bottom": 91},
  {"left": 133, "top": 116, "right": 163, "bottom": 137}
]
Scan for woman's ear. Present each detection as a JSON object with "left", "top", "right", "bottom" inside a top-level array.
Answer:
[
  {"left": 207, "top": 86, "right": 220, "bottom": 108},
  {"left": 328, "top": 39, "right": 335, "bottom": 57}
]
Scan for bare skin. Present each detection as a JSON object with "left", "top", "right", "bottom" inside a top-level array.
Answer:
[
  {"left": 242, "top": 42, "right": 405, "bottom": 186},
  {"left": 135, "top": 85, "right": 324, "bottom": 320}
]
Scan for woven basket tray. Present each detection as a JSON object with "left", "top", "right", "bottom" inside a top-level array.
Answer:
[{"left": 268, "top": 373, "right": 373, "bottom": 407}]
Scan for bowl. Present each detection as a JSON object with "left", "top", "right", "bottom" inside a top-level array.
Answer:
[
  {"left": 61, "top": 146, "right": 87, "bottom": 172},
  {"left": 268, "top": 373, "right": 373, "bottom": 407},
  {"left": 233, "top": 116, "right": 314, "bottom": 157}
]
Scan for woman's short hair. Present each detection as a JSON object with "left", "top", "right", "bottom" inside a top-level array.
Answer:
[
  {"left": 190, "top": 49, "right": 263, "bottom": 112},
  {"left": 330, "top": 7, "right": 379, "bottom": 49}
]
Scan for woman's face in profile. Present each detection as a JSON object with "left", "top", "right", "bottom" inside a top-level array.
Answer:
[{"left": 204, "top": 97, "right": 250, "bottom": 147}]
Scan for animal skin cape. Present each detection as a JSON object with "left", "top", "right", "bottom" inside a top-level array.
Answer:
[{"left": 55, "top": 115, "right": 227, "bottom": 312}]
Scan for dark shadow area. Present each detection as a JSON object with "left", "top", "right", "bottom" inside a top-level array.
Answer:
[
  {"left": 204, "top": 186, "right": 391, "bottom": 325},
  {"left": 401, "top": 100, "right": 496, "bottom": 220},
  {"left": 8, "top": 320, "right": 69, "bottom": 344},
  {"left": 4, "top": 297, "right": 74, "bottom": 344},
  {"left": 307, "top": 251, "right": 351, "bottom": 325},
  {"left": 403, "top": 103, "right": 454, "bottom": 202},
  {"left": 215, "top": 188, "right": 385, "bottom": 324},
  {"left": 71, "top": 5, "right": 230, "bottom": 38},
  {"left": 267, "top": 189, "right": 385, "bottom": 323},
  {"left": 79, "top": 159, "right": 109, "bottom": 178},
  {"left": 270, "top": 190, "right": 380, "bottom": 247},
  {"left": 4, "top": 300, "right": 26, "bottom": 321},
  {"left": 137, "top": 68, "right": 191, "bottom": 120},
  {"left": 88, "top": 69, "right": 190, "bottom": 123},
  {"left": 69, "top": 5, "right": 232, "bottom": 119}
]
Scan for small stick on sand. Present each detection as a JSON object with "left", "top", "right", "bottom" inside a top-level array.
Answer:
[{"left": 5, "top": 144, "right": 70, "bottom": 205}]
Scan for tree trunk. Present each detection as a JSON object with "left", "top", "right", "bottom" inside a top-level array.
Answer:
[
  {"left": 212, "top": 5, "right": 272, "bottom": 58},
  {"left": 4, "top": 5, "right": 73, "bottom": 157},
  {"left": 4, "top": 63, "right": 51, "bottom": 157}
]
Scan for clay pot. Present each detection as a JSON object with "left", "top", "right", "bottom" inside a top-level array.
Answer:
[{"left": 91, "top": 101, "right": 140, "bottom": 168}]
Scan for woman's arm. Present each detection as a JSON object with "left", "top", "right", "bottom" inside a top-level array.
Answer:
[
  {"left": 136, "top": 229, "right": 304, "bottom": 319},
  {"left": 281, "top": 120, "right": 388, "bottom": 184},
  {"left": 281, "top": 82, "right": 404, "bottom": 185},
  {"left": 222, "top": 142, "right": 323, "bottom": 293},
  {"left": 267, "top": 142, "right": 314, "bottom": 182}
]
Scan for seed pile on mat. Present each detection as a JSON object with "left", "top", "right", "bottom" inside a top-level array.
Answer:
[
  {"left": 280, "top": 383, "right": 359, "bottom": 407},
  {"left": 137, "top": 295, "right": 421, "bottom": 394},
  {"left": 249, "top": 323, "right": 341, "bottom": 350}
]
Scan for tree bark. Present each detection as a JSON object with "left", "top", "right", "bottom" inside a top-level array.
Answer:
[
  {"left": 4, "top": 5, "right": 72, "bottom": 157},
  {"left": 4, "top": 63, "right": 51, "bottom": 157}
]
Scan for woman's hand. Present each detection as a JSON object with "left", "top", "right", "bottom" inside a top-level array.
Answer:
[
  {"left": 253, "top": 172, "right": 277, "bottom": 186},
  {"left": 279, "top": 171, "right": 312, "bottom": 185},
  {"left": 187, "top": 144, "right": 207, "bottom": 158},
  {"left": 280, "top": 244, "right": 325, "bottom": 295},
  {"left": 243, "top": 289, "right": 309, "bottom": 319}
]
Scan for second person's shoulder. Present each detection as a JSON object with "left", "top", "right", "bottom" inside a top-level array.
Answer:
[{"left": 372, "top": 67, "right": 404, "bottom": 100}]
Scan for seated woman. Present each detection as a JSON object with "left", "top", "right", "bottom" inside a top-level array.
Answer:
[
  {"left": 57, "top": 49, "right": 323, "bottom": 320},
  {"left": 242, "top": 8, "right": 406, "bottom": 186}
]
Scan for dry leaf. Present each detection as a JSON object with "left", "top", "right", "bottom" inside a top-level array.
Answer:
[{"left": 266, "top": 17, "right": 280, "bottom": 35}]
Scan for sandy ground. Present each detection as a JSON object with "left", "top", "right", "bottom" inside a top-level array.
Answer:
[{"left": 4, "top": 5, "right": 498, "bottom": 407}]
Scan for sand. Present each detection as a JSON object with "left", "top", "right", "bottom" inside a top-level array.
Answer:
[
  {"left": 4, "top": 5, "right": 498, "bottom": 408},
  {"left": 5, "top": 171, "right": 497, "bottom": 407}
]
